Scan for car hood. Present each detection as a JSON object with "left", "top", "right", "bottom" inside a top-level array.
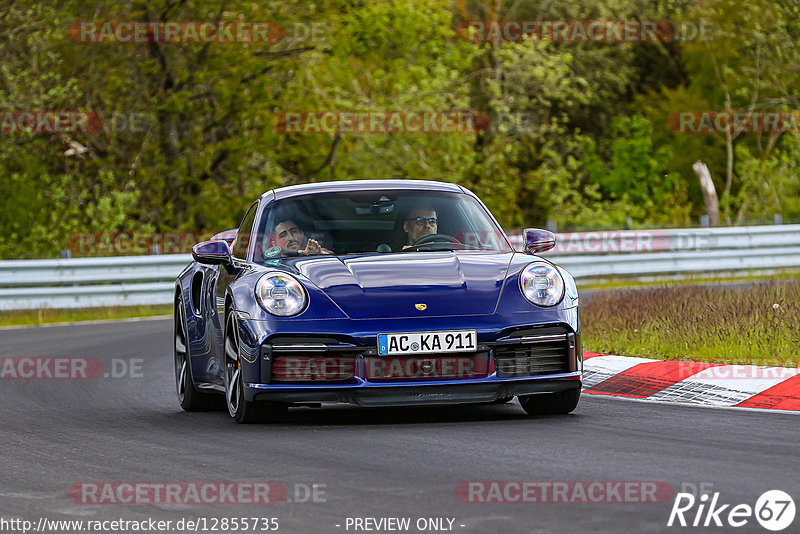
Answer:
[{"left": 286, "top": 252, "right": 514, "bottom": 319}]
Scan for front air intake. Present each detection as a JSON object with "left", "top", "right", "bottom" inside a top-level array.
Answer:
[{"left": 491, "top": 329, "right": 575, "bottom": 377}]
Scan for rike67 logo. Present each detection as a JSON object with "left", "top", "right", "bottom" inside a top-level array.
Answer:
[{"left": 668, "top": 490, "right": 795, "bottom": 531}]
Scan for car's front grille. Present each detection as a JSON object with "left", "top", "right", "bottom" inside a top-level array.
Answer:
[
  {"left": 491, "top": 327, "right": 575, "bottom": 377},
  {"left": 262, "top": 329, "right": 578, "bottom": 383},
  {"left": 262, "top": 336, "right": 360, "bottom": 384},
  {"left": 494, "top": 343, "right": 570, "bottom": 377}
]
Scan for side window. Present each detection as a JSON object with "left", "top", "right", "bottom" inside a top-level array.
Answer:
[{"left": 231, "top": 202, "right": 259, "bottom": 259}]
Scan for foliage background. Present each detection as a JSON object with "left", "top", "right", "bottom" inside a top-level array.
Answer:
[{"left": 2, "top": 0, "right": 800, "bottom": 258}]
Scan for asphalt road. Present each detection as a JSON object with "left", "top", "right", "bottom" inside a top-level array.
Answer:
[{"left": 0, "top": 318, "right": 797, "bottom": 534}]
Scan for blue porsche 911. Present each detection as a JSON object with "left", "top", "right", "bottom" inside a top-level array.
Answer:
[{"left": 174, "top": 180, "right": 581, "bottom": 423}]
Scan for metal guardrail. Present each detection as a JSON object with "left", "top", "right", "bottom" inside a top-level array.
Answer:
[
  {"left": 0, "top": 255, "right": 190, "bottom": 311},
  {"left": 2, "top": 224, "right": 800, "bottom": 310}
]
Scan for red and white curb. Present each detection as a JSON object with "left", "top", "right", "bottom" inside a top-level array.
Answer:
[{"left": 581, "top": 352, "right": 800, "bottom": 412}]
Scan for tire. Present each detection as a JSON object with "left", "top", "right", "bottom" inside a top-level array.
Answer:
[
  {"left": 174, "top": 295, "right": 220, "bottom": 411},
  {"left": 518, "top": 388, "right": 580, "bottom": 416},
  {"left": 224, "top": 311, "right": 287, "bottom": 424}
]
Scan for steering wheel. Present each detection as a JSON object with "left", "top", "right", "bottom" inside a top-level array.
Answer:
[{"left": 413, "top": 233, "right": 461, "bottom": 246}]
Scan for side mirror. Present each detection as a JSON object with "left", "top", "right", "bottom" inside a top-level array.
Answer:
[
  {"left": 192, "top": 240, "right": 232, "bottom": 265},
  {"left": 522, "top": 228, "right": 556, "bottom": 254}
]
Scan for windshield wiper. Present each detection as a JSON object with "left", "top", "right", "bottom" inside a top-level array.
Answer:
[{"left": 400, "top": 243, "right": 481, "bottom": 252}]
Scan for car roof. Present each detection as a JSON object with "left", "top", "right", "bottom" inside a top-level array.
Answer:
[{"left": 262, "top": 179, "right": 467, "bottom": 202}]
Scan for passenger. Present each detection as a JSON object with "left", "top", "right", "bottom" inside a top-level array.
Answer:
[{"left": 271, "top": 219, "right": 332, "bottom": 256}]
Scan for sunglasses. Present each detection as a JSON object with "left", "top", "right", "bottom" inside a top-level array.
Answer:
[{"left": 406, "top": 217, "right": 438, "bottom": 227}]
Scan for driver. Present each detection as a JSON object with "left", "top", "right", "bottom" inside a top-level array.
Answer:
[
  {"left": 402, "top": 207, "right": 438, "bottom": 249},
  {"left": 270, "top": 219, "right": 332, "bottom": 256}
]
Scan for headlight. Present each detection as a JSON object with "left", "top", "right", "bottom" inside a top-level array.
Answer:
[
  {"left": 519, "top": 262, "right": 565, "bottom": 307},
  {"left": 255, "top": 272, "right": 308, "bottom": 316}
]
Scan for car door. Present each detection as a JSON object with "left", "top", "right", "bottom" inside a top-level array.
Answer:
[{"left": 211, "top": 200, "right": 259, "bottom": 382}]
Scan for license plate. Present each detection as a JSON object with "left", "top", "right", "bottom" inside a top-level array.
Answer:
[{"left": 377, "top": 330, "right": 477, "bottom": 356}]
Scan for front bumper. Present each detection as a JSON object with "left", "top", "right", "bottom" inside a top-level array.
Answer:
[{"left": 237, "top": 316, "right": 582, "bottom": 405}]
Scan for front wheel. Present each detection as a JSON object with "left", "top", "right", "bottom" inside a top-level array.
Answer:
[
  {"left": 224, "top": 312, "right": 287, "bottom": 424},
  {"left": 519, "top": 389, "right": 580, "bottom": 415}
]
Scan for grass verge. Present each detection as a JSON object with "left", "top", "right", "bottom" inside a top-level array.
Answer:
[
  {"left": 0, "top": 305, "right": 172, "bottom": 327},
  {"left": 582, "top": 279, "right": 800, "bottom": 367}
]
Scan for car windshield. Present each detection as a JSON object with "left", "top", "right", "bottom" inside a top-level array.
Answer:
[{"left": 250, "top": 189, "right": 512, "bottom": 262}]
